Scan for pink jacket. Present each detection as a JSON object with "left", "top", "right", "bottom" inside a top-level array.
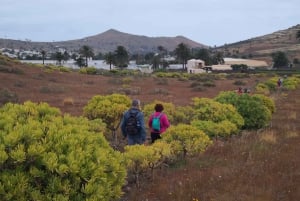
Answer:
[{"left": 148, "top": 112, "right": 170, "bottom": 134}]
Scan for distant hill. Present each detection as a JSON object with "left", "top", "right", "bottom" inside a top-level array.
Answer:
[
  {"left": 0, "top": 29, "right": 206, "bottom": 54},
  {"left": 215, "top": 24, "right": 300, "bottom": 64},
  {"left": 1, "top": 25, "right": 299, "bottom": 62}
]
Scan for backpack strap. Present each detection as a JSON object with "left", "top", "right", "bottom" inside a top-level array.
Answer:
[{"left": 152, "top": 112, "right": 163, "bottom": 118}]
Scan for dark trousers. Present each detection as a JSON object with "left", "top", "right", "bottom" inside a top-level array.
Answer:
[{"left": 151, "top": 132, "right": 161, "bottom": 143}]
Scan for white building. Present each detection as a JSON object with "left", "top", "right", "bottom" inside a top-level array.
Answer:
[
  {"left": 223, "top": 58, "right": 268, "bottom": 68},
  {"left": 187, "top": 57, "right": 269, "bottom": 73},
  {"left": 187, "top": 59, "right": 207, "bottom": 73}
]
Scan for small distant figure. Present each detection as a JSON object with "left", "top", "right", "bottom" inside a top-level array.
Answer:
[
  {"left": 237, "top": 87, "right": 243, "bottom": 94},
  {"left": 243, "top": 87, "right": 250, "bottom": 93},
  {"left": 121, "top": 99, "right": 146, "bottom": 145},
  {"left": 277, "top": 78, "right": 283, "bottom": 88},
  {"left": 148, "top": 103, "right": 170, "bottom": 144}
]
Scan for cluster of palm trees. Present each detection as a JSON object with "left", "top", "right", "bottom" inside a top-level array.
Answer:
[
  {"left": 41, "top": 43, "right": 225, "bottom": 70},
  {"left": 75, "top": 45, "right": 129, "bottom": 69}
]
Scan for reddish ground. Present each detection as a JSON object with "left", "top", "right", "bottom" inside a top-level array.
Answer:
[
  {"left": 0, "top": 63, "right": 263, "bottom": 116},
  {"left": 3, "top": 61, "right": 299, "bottom": 201},
  {"left": 122, "top": 79, "right": 300, "bottom": 201}
]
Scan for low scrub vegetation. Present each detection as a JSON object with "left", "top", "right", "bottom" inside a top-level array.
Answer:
[
  {"left": 1, "top": 66, "right": 300, "bottom": 201},
  {"left": 0, "top": 88, "right": 19, "bottom": 106}
]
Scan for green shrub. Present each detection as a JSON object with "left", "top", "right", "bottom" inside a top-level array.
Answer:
[
  {"left": 254, "top": 83, "right": 270, "bottom": 95},
  {"left": 83, "top": 94, "right": 131, "bottom": 134},
  {"left": 252, "top": 94, "right": 276, "bottom": 113},
  {"left": 192, "top": 120, "right": 239, "bottom": 138},
  {"left": 173, "top": 105, "right": 195, "bottom": 125},
  {"left": 192, "top": 97, "right": 244, "bottom": 129},
  {"left": 202, "top": 80, "right": 216, "bottom": 87},
  {"left": 123, "top": 141, "right": 173, "bottom": 186},
  {"left": 283, "top": 76, "right": 300, "bottom": 90},
  {"left": 215, "top": 92, "right": 272, "bottom": 129},
  {"left": 264, "top": 77, "right": 278, "bottom": 91},
  {"left": 0, "top": 101, "right": 126, "bottom": 201},
  {"left": 58, "top": 66, "right": 71, "bottom": 72},
  {"left": 162, "top": 124, "right": 212, "bottom": 158},
  {"left": 79, "top": 67, "right": 97, "bottom": 74}
]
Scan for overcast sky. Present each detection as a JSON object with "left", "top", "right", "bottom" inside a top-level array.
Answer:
[{"left": 0, "top": 0, "right": 299, "bottom": 46}]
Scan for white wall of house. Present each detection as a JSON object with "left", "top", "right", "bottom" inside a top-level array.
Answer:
[
  {"left": 187, "top": 59, "right": 205, "bottom": 69},
  {"left": 211, "top": 64, "right": 232, "bottom": 71},
  {"left": 188, "top": 68, "right": 207, "bottom": 73},
  {"left": 187, "top": 59, "right": 206, "bottom": 73}
]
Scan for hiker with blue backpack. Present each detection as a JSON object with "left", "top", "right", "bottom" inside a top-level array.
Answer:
[
  {"left": 148, "top": 103, "right": 170, "bottom": 143},
  {"left": 121, "top": 99, "right": 146, "bottom": 145}
]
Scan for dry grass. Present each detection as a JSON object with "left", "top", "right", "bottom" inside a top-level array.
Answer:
[
  {"left": 121, "top": 86, "right": 300, "bottom": 201},
  {"left": 259, "top": 131, "right": 277, "bottom": 144},
  {"left": 287, "top": 111, "right": 297, "bottom": 120},
  {"left": 63, "top": 97, "right": 74, "bottom": 106},
  {"left": 285, "top": 131, "right": 298, "bottom": 138}
]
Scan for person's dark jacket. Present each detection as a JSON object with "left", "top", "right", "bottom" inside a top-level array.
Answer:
[{"left": 121, "top": 108, "right": 146, "bottom": 145}]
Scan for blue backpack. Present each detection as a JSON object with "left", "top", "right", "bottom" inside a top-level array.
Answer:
[{"left": 152, "top": 113, "right": 162, "bottom": 132}]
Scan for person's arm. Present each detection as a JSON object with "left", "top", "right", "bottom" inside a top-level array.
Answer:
[
  {"left": 162, "top": 114, "right": 170, "bottom": 128},
  {"left": 120, "top": 112, "right": 127, "bottom": 137},
  {"left": 139, "top": 112, "right": 147, "bottom": 142},
  {"left": 148, "top": 114, "right": 153, "bottom": 128}
]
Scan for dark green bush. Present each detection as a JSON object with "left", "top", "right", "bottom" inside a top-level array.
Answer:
[{"left": 215, "top": 91, "right": 272, "bottom": 129}]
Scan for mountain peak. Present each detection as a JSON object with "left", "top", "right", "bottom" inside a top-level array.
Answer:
[{"left": 103, "top": 29, "right": 122, "bottom": 34}]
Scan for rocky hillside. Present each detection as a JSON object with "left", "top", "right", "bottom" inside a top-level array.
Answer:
[
  {"left": 215, "top": 24, "right": 300, "bottom": 63},
  {"left": 0, "top": 29, "right": 206, "bottom": 54},
  {"left": 1, "top": 25, "right": 299, "bottom": 61}
]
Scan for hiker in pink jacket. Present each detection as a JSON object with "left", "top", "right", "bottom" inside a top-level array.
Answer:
[{"left": 148, "top": 103, "right": 170, "bottom": 143}]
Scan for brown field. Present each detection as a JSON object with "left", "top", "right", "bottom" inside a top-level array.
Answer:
[
  {"left": 1, "top": 61, "right": 299, "bottom": 201},
  {"left": 0, "top": 62, "right": 264, "bottom": 116}
]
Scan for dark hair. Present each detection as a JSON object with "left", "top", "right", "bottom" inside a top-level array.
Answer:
[{"left": 154, "top": 104, "right": 164, "bottom": 112}]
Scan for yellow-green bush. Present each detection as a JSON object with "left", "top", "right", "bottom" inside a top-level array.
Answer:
[
  {"left": 192, "top": 97, "right": 244, "bottom": 129},
  {"left": 215, "top": 92, "right": 272, "bottom": 129},
  {"left": 161, "top": 124, "right": 212, "bottom": 158},
  {"left": 255, "top": 83, "right": 270, "bottom": 95},
  {"left": 83, "top": 94, "right": 131, "bottom": 131},
  {"left": 192, "top": 120, "right": 239, "bottom": 138},
  {"left": 283, "top": 76, "right": 300, "bottom": 90},
  {"left": 124, "top": 141, "right": 172, "bottom": 173},
  {"left": 0, "top": 101, "right": 126, "bottom": 201},
  {"left": 123, "top": 142, "right": 173, "bottom": 186},
  {"left": 252, "top": 94, "right": 276, "bottom": 113},
  {"left": 173, "top": 105, "right": 195, "bottom": 125}
]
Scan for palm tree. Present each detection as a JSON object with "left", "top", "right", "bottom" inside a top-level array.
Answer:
[
  {"left": 158, "top": 45, "right": 167, "bottom": 56},
  {"left": 195, "top": 48, "right": 211, "bottom": 65},
  {"left": 54, "top": 52, "right": 64, "bottom": 65},
  {"left": 41, "top": 50, "right": 46, "bottom": 65},
  {"left": 174, "top": 43, "right": 190, "bottom": 69},
  {"left": 79, "top": 45, "right": 94, "bottom": 67},
  {"left": 104, "top": 52, "right": 114, "bottom": 70},
  {"left": 75, "top": 56, "right": 85, "bottom": 68},
  {"left": 212, "top": 51, "right": 224, "bottom": 65},
  {"left": 114, "top": 46, "right": 129, "bottom": 68},
  {"left": 297, "top": 30, "right": 300, "bottom": 41},
  {"left": 272, "top": 51, "right": 289, "bottom": 68}
]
